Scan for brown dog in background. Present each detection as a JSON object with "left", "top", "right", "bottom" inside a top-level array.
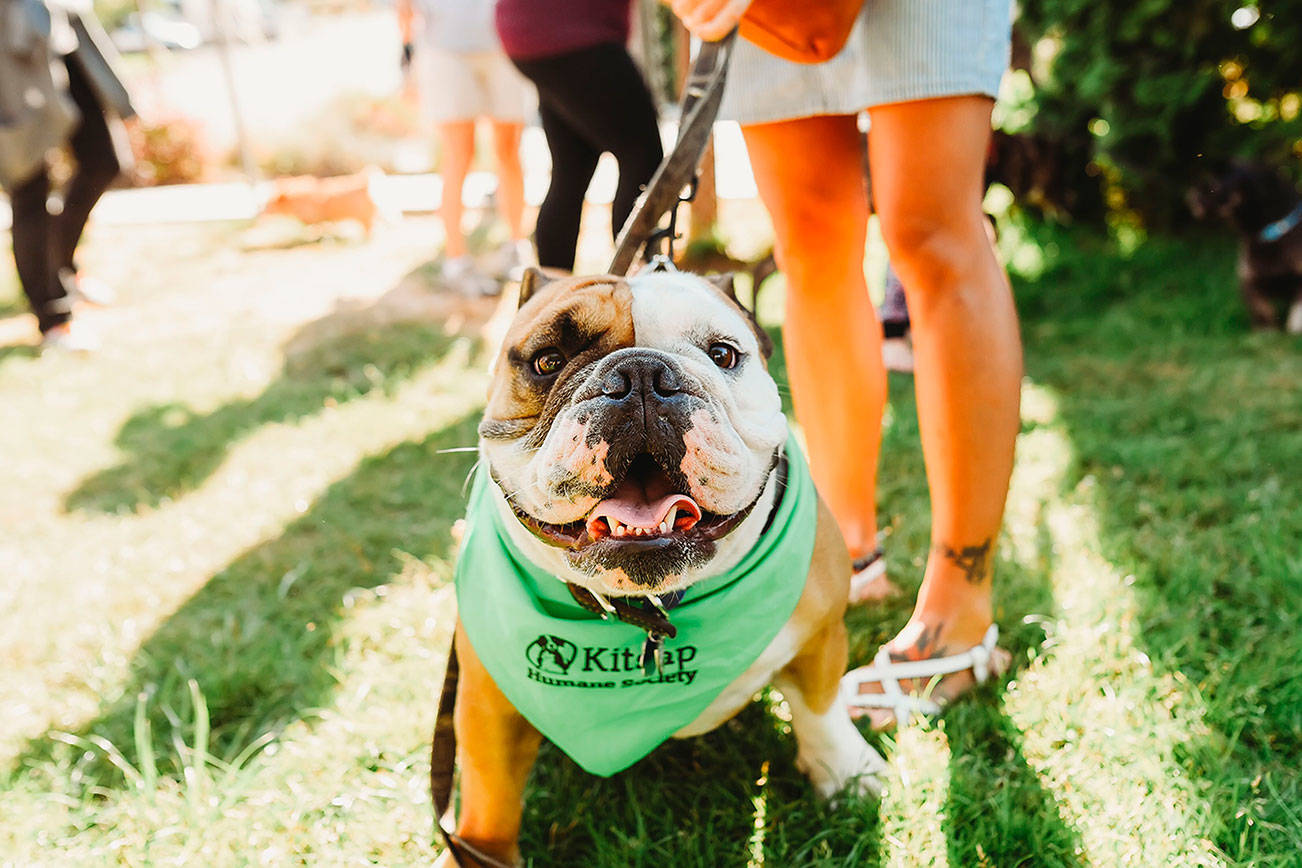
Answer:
[
  {"left": 260, "top": 168, "right": 382, "bottom": 235},
  {"left": 1188, "top": 161, "right": 1302, "bottom": 332}
]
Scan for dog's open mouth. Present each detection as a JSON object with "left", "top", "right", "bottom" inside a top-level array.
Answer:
[{"left": 510, "top": 454, "right": 754, "bottom": 550}]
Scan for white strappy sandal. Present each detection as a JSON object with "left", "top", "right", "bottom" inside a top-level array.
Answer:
[
  {"left": 841, "top": 624, "right": 1000, "bottom": 725},
  {"left": 849, "top": 548, "right": 891, "bottom": 602}
]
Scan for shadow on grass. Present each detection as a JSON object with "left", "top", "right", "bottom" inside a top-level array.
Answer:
[
  {"left": 523, "top": 702, "right": 884, "bottom": 867},
  {"left": 63, "top": 320, "right": 460, "bottom": 514},
  {"left": 1009, "top": 220, "right": 1302, "bottom": 860},
  {"left": 945, "top": 701, "right": 1086, "bottom": 866},
  {"left": 0, "top": 342, "right": 39, "bottom": 367},
  {"left": 0, "top": 273, "right": 24, "bottom": 319},
  {"left": 60, "top": 263, "right": 505, "bottom": 515},
  {"left": 13, "top": 410, "right": 482, "bottom": 785}
]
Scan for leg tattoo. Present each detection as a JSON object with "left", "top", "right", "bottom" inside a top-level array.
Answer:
[
  {"left": 934, "top": 537, "right": 993, "bottom": 585},
  {"left": 891, "top": 620, "right": 948, "bottom": 662}
]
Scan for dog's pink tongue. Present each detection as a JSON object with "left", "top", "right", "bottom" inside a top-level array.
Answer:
[{"left": 587, "top": 477, "right": 701, "bottom": 537}]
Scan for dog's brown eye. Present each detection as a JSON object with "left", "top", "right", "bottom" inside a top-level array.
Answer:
[
  {"left": 531, "top": 349, "right": 565, "bottom": 376},
  {"left": 707, "top": 342, "right": 739, "bottom": 369}
]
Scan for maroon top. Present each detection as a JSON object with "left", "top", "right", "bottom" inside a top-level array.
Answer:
[{"left": 495, "top": 0, "right": 631, "bottom": 60}]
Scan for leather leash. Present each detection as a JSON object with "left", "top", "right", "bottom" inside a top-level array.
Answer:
[
  {"left": 609, "top": 29, "right": 738, "bottom": 275},
  {"left": 429, "top": 641, "right": 518, "bottom": 868}
]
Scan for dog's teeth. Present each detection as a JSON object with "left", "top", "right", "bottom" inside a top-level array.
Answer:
[
  {"left": 666, "top": 507, "right": 678, "bottom": 528},
  {"left": 658, "top": 522, "right": 668, "bottom": 534},
  {"left": 614, "top": 524, "right": 626, "bottom": 537}
]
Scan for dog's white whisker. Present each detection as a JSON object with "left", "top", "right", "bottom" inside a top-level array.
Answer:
[
  {"left": 589, "top": 590, "right": 617, "bottom": 614},
  {"left": 460, "top": 457, "right": 483, "bottom": 497}
]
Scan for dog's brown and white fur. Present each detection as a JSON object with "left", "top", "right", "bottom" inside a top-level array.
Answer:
[{"left": 437, "top": 269, "right": 885, "bottom": 867}]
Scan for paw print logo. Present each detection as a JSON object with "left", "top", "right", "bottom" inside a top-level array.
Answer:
[{"left": 526, "top": 635, "right": 578, "bottom": 674}]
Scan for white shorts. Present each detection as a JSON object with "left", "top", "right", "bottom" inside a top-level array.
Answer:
[
  {"left": 415, "top": 47, "right": 533, "bottom": 124},
  {"left": 718, "top": 0, "right": 1012, "bottom": 125}
]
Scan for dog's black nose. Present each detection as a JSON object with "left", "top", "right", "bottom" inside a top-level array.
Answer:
[{"left": 600, "top": 355, "right": 684, "bottom": 403}]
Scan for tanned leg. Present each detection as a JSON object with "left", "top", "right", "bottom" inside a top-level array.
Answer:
[
  {"left": 854, "top": 95, "right": 1019, "bottom": 725},
  {"left": 434, "top": 624, "right": 542, "bottom": 867},
  {"left": 438, "top": 120, "right": 477, "bottom": 259},
  {"left": 741, "top": 115, "right": 886, "bottom": 569},
  {"left": 489, "top": 120, "right": 526, "bottom": 242}
]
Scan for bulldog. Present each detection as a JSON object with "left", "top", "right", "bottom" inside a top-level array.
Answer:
[{"left": 435, "top": 268, "right": 886, "bottom": 867}]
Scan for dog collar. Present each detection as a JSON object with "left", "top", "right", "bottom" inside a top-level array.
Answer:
[
  {"left": 564, "top": 453, "right": 790, "bottom": 676},
  {"left": 454, "top": 431, "right": 817, "bottom": 777},
  {"left": 1259, "top": 201, "right": 1302, "bottom": 243}
]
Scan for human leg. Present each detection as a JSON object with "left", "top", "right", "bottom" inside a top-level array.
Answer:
[
  {"left": 527, "top": 97, "right": 599, "bottom": 270},
  {"left": 9, "top": 169, "right": 70, "bottom": 334},
  {"left": 437, "top": 120, "right": 477, "bottom": 259},
  {"left": 741, "top": 115, "right": 885, "bottom": 567},
  {"left": 52, "top": 53, "right": 122, "bottom": 279},
  {"left": 879, "top": 264, "right": 915, "bottom": 373},
  {"left": 575, "top": 45, "right": 662, "bottom": 239},
  {"left": 488, "top": 120, "right": 526, "bottom": 242},
  {"left": 514, "top": 44, "right": 662, "bottom": 245},
  {"left": 852, "top": 95, "right": 1020, "bottom": 722}
]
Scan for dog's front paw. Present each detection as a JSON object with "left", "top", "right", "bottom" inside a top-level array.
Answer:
[
  {"left": 794, "top": 712, "right": 888, "bottom": 800},
  {"left": 796, "top": 728, "right": 890, "bottom": 801}
]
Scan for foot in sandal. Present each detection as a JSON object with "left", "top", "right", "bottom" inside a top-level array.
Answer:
[
  {"left": 842, "top": 616, "right": 1011, "bottom": 729},
  {"left": 848, "top": 547, "right": 900, "bottom": 603}
]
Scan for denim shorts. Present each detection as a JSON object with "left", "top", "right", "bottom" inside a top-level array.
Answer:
[{"left": 718, "top": 0, "right": 1012, "bottom": 125}]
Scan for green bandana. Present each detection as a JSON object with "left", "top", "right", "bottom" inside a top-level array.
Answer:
[{"left": 455, "top": 433, "right": 817, "bottom": 777}]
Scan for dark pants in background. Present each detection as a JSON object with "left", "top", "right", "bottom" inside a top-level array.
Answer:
[
  {"left": 512, "top": 42, "right": 663, "bottom": 271},
  {"left": 10, "top": 52, "right": 122, "bottom": 332}
]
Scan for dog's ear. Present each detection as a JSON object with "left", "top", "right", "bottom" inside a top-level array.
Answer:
[
  {"left": 703, "top": 272, "right": 740, "bottom": 305},
  {"left": 702, "top": 272, "right": 774, "bottom": 360},
  {"left": 518, "top": 266, "right": 558, "bottom": 307}
]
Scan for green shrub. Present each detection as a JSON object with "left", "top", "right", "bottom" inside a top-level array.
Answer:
[{"left": 1013, "top": 0, "right": 1302, "bottom": 228}]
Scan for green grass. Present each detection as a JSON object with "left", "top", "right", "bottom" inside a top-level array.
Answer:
[
  {"left": 0, "top": 212, "right": 1298, "bottom": 865},
  {"left": 0, "top": 250, "right": 26, "bottom": 319}
]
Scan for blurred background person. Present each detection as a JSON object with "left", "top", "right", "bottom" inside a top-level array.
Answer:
[
  {"left": 0, "top": 0, "right": 135, "bottom": 351},
  {"left": 400, "top": 0, "right": 531, "bottom": 294},
  {"left": 879, "top": 264, "right": 914, "bottom": 373},
  {"left": 495, "top": 0, "right": 663, "bottom": 272}
]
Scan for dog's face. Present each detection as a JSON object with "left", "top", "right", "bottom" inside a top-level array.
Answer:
[
  {"left": 1187, "top": 162, "right": 1291, "bottom": 225},
  {"left": 478, "top": 270, "right": 785, "bottom": 596},
  {"left": 1187, "top": 173, "right": 1245, "bottom": 222}
]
